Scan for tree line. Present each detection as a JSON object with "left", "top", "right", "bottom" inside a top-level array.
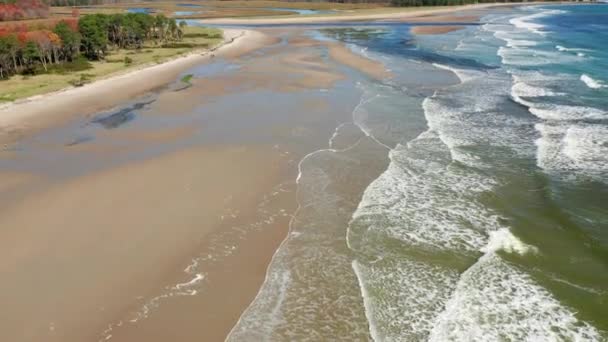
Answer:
[
  {"left": 390, "top": 0, "right": 561, "bottom": 6},
  {"left": 0, "top": 0, "right": 49, "bottom": 21},
  {"left": 0, "top": 13, "right": 184, "bottom": 79}
]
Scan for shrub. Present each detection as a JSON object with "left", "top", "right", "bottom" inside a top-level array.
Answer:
[{"left": 68, "top": 73, "right": 93, "bottom": 87}]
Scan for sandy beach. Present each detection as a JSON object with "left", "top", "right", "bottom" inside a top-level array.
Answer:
[
  {"left": 411, "top": 25, "right": 465, "bottom": 34},
  {"left": 0, "top": 24, "right": 392, "bottom": 341}
]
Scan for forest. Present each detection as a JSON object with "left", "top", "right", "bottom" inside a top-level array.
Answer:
[
  {"left": 391, "top": 0, "right": 559, "bottom": 5},
  {"left": 0, "top": 0, "right": 49, "bottom": 21},
  {"left": 0, "top": 13, "right": 184, "bottom": 79}
]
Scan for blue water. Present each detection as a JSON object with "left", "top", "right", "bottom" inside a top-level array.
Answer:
[
  {"left": 264, "top": 7, "right": 335, "bottom": 15},
  {"left": 126, "top": 7, "right": 154, "bottom": 14},
  {"left": 174, "top": 11, "right": 201, "bottom": 16},
  {"left": 229, "top": 4, "right": 608, "bottom": 341}
]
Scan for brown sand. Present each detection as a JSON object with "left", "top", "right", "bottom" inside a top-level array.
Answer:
[
  {"left": 328, "top": 42, "right": 392, "bottom": 80},
  {"left": 411, "top": 25, "right": 465, "bottom": 35},
  {"left": 269, "top": 33, "right": 391, "bottom": 81},
  {"left": 0, "top": 145, "right": 292, "bottom": 342}
]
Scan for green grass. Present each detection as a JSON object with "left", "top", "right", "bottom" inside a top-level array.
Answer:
[
  {"left": 0, "top": 26, "right": 223, "bottom": 102},
  {"left": 35, "top": 56, "right": 93, "bottom": 75},
  {"left": 181, "top": 74, "right": 194, "bottom": 85}
]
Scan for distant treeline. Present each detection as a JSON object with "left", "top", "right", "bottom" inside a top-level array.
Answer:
[
  {"left": 391, "top": 0, "right": 561, "bottom": 5},
  {"left": 48, "top": 0, "right": 113, "bottom": 6},
  {"left": 0, "top": 0, "right": 49, "bottom": 21},
  {"left": 0, "top": 13, "right": 184, "bottom": 79}
]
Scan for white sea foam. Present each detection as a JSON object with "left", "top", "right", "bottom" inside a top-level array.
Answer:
[
  {"left": 580, "top": 74, "right": 606, "bottom": 89},
  {"left": 511, "top": 80, "right": 558, "bottom": 98},
  {"left": 431, "top": 63, "right": 485, "bottom": 84},
  {"left": 511, "top": 70, "right": 568, "bottom": 84},
  {"left": 529, "top": 104, "right": 607, "bottom": 121},
  {"left": 349, "top": 133, "right": 497, "bottom": 254},
  {"left": 227, "top": 269, "right": 292, "bottom": 341},
  {"left": 425, "top": 73, "right": 536, "bottom": 165},
  {"left": 535, "top": 122, "right": 565, "bottom": 171},
  {"left": 481, "top": 228, "right": 537, "bottom": 255},
  {"left": 563, "top": 125, "right": 608, "bottom": 175},
  {"left": 493, "top": 30, "right": 539, "bottom": 47},
  {"left": 535, "top": 123, "right": 608, "bottom": 181},
  {"left": 509, "top": 12, "right": 546, "bottom": 35},
  {"left": 352, "top": 258, "right": 458, "bottom": 341},
  {"left": 429, "top": 254, "right": 603, "bottom": 342},
  {"left": 498, "top": 46, "right": 578, "bottom": 66},
  {"left": 509, "top": 9, "right": 565, "bottom": 35},
  {"left": 352, "top": 260, "right": 381, "bottom": 342},
  {"left": 173, "top": 273, "right": 204, "bottom": 292},
  {"left": 509, "top": 16, "right": 544, "bottom": 35},
  {"left": 511, "top": 75, "right": 608, "bottom": 121},
  {"left": 556, "top": 45, "right": 589, "bottom": 52}
]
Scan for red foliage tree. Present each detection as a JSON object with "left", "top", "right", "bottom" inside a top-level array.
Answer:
[{"left": 0, "top": 0, "right": 50, "bottom": 21}]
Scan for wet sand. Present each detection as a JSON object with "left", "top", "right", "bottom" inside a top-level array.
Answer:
[
  {"left": 328, "top": 43, "right": 392, "bottom": 80},
  {"left": 0, "top": 28, "right": 389, "bottom": 342},
  {"left": 0, "top": 146, "right": 289, "bottom": 342},
  {"left": 411, "top": 25, "right": 465, "bottom": 35}
]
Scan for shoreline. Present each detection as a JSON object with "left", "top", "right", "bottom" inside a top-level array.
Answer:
[
  {"left": 0, "top": 29, "right": 263, "bottom": 145},
  {"left": 198, "top": 2, "right": 540, "bottom": 25},
  {"left": 0, "top": 27, "right": 382, "bottom": 341}
]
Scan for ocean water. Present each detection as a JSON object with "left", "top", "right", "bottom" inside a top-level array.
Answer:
[{"left": 229, "top": 5, "right": 608, "bottom": 341}]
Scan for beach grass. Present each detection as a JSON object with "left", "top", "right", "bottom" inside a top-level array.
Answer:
[
  {"left": 181, "top": 74, "right": 194, "bottom": 85},
  {"left": 0, "top": 26, "right": 222, "bottom": 103}
]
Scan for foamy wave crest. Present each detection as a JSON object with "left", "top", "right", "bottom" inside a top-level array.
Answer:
[
  {"left": 227, "top": 269, "right": 291, "bottom": 341},
  {"left": 349, "top": 134, "right": 497, "bottom": 255},
  {"left": 493, "top": 31, "right": 538, "bottom": 47},
  {"left": 498, "top": 46, "right": 578, "bottom": 66},
  {"left": 353, "top": 259, "right": 458, "bottom": 341},
  {"left": 481, "top": 228, "right": 537, "bottom": 255},
  {"left": 511, "top": 81, "right": 558, "bottom": 98},
  {"left": 556, "top": 45, "right": 589, "bottom": 52},
  {"left": 580, "top": 74, "right": 607, "bottom": 89},
  {"left": 529, "top": 104, "right": 607, "bottom": 121},
  {"left": 563, "top": 125, "right": 608, "bottom": 175},
  {"left": 347, "top": 128, "right": 502, "bottom": 341},
  {"left": 424, "top": 74, "right": 537, "bottom": 165},
  {"left": 508, "top": 9, "right": 564, "bottom": 35},
  {"left": 429, "top": 254, "right": 602, "bottom": 342},
  {"left": 535, "top": 123, "right": 608, "bottom": 181},
  {"left": 509, "top": 15, "right": 545, "bottom": 35},
  {"left": 432, "top": 63, "right": 485, "bottom": 84},
  {"left": 512, "top": 70, "right": 568, "bottom": 84}
]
